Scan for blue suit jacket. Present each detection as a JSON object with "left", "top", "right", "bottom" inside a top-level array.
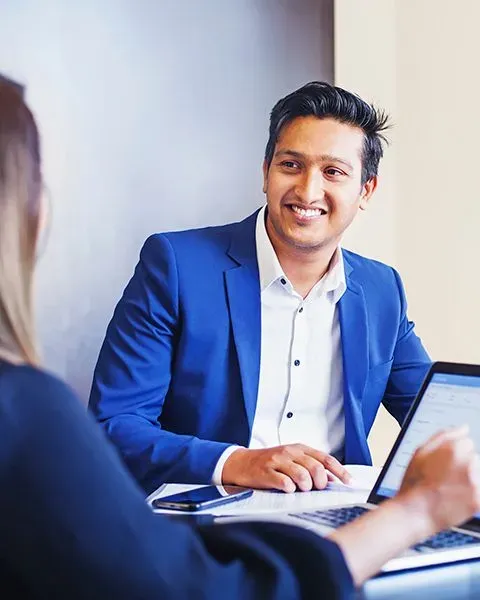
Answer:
[{"left": 89, "top": 211, "right": 431, "bottom": 493}]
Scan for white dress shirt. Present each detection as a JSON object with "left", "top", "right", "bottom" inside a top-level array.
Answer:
[{"left": 212, "top": 206, "right": 346, "bottom": 484}]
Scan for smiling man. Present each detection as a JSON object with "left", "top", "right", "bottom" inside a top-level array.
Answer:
[{"left": 89, "top": 82, "right": 431, "bottom": 495}]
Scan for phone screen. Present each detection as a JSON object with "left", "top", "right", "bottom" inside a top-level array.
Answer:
[{"left": 152, "top": 485, "right": 253, "bottom": 511}]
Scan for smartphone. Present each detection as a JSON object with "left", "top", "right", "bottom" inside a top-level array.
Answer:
[{"left": 152, "top": 485, "right": 253, "bottom": 512}]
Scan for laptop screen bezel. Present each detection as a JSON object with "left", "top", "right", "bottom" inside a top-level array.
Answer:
[{"left": 367, "top": 361, "right": 480, "bottom": 534}]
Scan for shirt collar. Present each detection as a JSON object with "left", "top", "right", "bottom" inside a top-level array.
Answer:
[
  {"left": 256, "top": 206, "right": 285, "bottom": 292},
  {"left": 255, "top": 206, "right": 346, "bottom": 303}
]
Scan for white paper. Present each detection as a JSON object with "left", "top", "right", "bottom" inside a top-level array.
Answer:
[{"left": 148, "top": 465, "right": 381, "bottom": 517}]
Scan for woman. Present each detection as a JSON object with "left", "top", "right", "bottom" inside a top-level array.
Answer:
[{"left": 0, "top": 80, "right": 478, "bottom": 599}]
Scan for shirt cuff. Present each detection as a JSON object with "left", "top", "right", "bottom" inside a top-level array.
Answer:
[{"left": 211, "top": 445, "right": 244, "bottom": 485}]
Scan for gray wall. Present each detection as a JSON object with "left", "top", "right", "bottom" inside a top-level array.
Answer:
[{"left": 0, "top": 0, "right": 333, "bottom": 400}]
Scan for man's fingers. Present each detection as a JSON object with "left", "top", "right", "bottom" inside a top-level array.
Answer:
[
  {"left": 279, "top": 462, "right": 313, "bottom": 492},
  {"left": 269, "top": 471, "right": 296, "bottom": 493},
  {"left": 304, "top": 448, "right": 351, "bottom": 484},
  {"left": 294, "top": 455, "right": 328, "bottom": 490}
]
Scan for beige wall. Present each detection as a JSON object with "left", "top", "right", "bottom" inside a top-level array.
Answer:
[
  {"left": 396, "top": 1, "right": 480, "bottom": 365},
  {"left": 334, "top": 0, "right": 480, "bottom": 465},
  {"left": 334, "top": 0, "right": 400, "bottom": 465}
]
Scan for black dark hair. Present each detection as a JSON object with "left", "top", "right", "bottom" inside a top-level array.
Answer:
[
  {"left": 265, "top": 81, "right": 390, "bottom": 184},
  {"left": 0, "top": 73, "right": 25, "bottom": 97}
]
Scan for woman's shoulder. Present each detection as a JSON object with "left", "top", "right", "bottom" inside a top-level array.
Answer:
[{"left": 0, "top": 361, "right": 77, "bottom": 406}]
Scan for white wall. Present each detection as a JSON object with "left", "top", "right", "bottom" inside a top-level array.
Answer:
[
  {"left": 0, "top": 0, "right": 333, "bottom": 399},
  {"left": 335, "top": 0, "right": 480, "bottom": 464}
]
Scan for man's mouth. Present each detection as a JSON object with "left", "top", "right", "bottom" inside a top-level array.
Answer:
[{"left": 289, "top": 204, "right": 327, "bottom": 219}]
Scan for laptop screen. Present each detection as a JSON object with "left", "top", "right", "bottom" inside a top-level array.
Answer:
[{"left": 374, "top": 372, "right": 480, "bottom": 511}]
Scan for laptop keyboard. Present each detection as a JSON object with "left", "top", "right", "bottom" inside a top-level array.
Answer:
[
  {"left": 291, "top": 506, "right": 480, "bottom": 552},
  {"left": 414, "top": 530, "right": 480, "bottom": 551},
  {"left": 291, "top": 505, "right": 368, "bottom": 527}
]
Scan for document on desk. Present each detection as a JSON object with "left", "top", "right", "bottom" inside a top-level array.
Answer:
[{"left": 149, "top": 465, "right": 380, "bottom": 517}]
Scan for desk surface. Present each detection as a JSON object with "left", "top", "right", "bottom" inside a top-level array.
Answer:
[
  {"left": 149, "top": 469, "right": 480, "bottom": 599},
  {"left": 148, "top": 465, "right": 379, "bottom": 516}
]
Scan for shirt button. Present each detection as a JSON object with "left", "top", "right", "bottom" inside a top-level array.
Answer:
[
  {"left": 294, "top": 359, "right": 300, "bottom": 366},
  {"left": 280, "top": 278, "right": 287, "bottom": 285},
  {"left": 298, "top": 307, "right": 304, "bottom": 313},
  {"left": 286, "top": 412, "right": 294, "bottom": 419}
]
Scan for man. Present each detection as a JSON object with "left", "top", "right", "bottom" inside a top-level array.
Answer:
[
  {"left": 90, "top": 82, "right": 430, "bottom": 495},
  {"left": 5, "top": 78, "right": 476, "bottom": 600}
]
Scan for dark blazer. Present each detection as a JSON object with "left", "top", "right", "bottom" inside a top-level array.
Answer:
[
  {"left": 0, "top": 360, "right": 353, "bottom": 599},
  {"left": 89, "top": 210, "right": 431, "bottom": 493}
]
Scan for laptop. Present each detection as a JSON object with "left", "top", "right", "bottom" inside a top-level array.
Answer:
[{"left": 225, "top": 362, "right": 480, "bottom": 572}]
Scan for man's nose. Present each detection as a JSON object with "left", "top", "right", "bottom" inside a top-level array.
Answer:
[{"left": 294, "top": 171, "right": 325, "bottom": 204}]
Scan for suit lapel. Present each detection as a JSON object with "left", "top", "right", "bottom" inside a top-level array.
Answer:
[
  {"left": 338, "top": 253, "right": 371, "bottom": 463},
  {"left": 225, "top": 212, "right": 261, "bottom": 433}
]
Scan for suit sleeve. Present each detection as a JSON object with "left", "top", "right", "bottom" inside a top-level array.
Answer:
[
  {"left": 0, "top": 369, "right": 354, "bottom": 600},
  {"left": 382, "top": 268, "right": 432, "bottom": 424},
  {"left": 89, "top": 234, "right": 231, "bottom": 493}
]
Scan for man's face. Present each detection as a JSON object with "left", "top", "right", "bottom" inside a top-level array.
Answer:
[{"left": 263, "top": 116, "right": 376, "bottom": 254}]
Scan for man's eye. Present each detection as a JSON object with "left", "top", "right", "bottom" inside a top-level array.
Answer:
[
  {"left": 281, "top": 161, "right": 299, "bottom": 169},
  {"left": 325, "top": 168, "right": 344, "bottom": 177}
]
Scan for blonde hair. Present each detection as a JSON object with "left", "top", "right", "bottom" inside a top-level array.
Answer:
[{"left": 0, "top": 82, "right": 42, "bottom": 365}]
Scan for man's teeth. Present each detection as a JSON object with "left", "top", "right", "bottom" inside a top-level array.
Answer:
[{"left": 291, "top": 205, "right": 325, "bottom": 217}]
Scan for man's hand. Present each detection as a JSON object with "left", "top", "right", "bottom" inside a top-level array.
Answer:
[
  {"left": 397, "top": 425, "right": 480, "bottom": 536},
  {"left": 222, "top": 444, "right": 351, "bottom": 492}
]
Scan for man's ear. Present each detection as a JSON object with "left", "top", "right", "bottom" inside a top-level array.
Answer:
[
  {"left": 262, "top": 160, "right": 268, "bottom": 194},
  {"left": 359, "top": 176, "right": 378, "bottom": 211}
]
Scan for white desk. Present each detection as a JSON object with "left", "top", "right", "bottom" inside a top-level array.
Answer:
[{"left": 147, "top": 465, "right": 380, "bottom": 517}]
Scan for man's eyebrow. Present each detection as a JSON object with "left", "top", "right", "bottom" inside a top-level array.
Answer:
[
  {"left": 274, "top": 149, "right": 305, "bottom": 160},
  {"left": 274, "top": 149, "right": 354, "bottom": 171}
]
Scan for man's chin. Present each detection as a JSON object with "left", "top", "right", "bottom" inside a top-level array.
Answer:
[{"left": 284, "top": 235, "right": 331, "bottom": 252}]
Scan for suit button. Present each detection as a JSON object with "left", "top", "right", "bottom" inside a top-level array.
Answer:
[
  {"left": 294, "top": 359, "right": 300, "bottom": 366},
  {"left": 298, "top": 307, "right": 304, "bottom": 313},
  {"left": 286, "top": 412, "right": 293, "bottom": 418}
]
